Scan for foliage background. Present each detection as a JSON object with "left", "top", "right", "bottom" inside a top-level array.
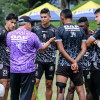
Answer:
[{"left": 0, "top": 0, "right": 100, "bottom": 30}]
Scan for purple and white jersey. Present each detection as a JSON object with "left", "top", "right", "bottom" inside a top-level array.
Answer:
[{"left": 7, "top": 28, "right": 42, "bottom": 73}]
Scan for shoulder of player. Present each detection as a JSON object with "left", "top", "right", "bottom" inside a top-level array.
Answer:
[
  {"left": 32, "top": 24, "right": 41, "bottom": 31},
  {"left": 50, "top": 24, "right": 56, "bottom": 29},
  {"left": 47, "top": 24, "right": 56, "bottom": 33},
  {"left": 0, "top": 27, "right": 6, "bottom": 33},
  {"left": 7, "top": 30, "right": 16, "bottom": 36},
  {"left": 78, "top": 27, "right": 85, "bottom": 33},
  {"left": 29, "top": 30, "right": 38, "bottom": 38},
  {"left": 30, "top": 32, "right": 39, "bottom": 40},
  {"left": 94, "top": 27, "right": 100, "bottom": 33},
  {"left": 56, "top": 25, "right": 64, "bottom": 31},
  {"left": 0, "top": 27, "right": 8, "bottom": 37}
]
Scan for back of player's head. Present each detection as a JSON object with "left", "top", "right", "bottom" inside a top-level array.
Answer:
[
  {"left": 78, "top": 17, "right": 88, "bottom": 24},
  {"left": 60, "top": 9, "right": 72, "bottom": 19},
  {"left": 40, "top": 8, "right": 50, "bottom": 15},
  {"left": 94, "top": 8, "right": 100, "bottom": 14},
  {"left": 6, "top": 13, "right": 18, "bottom": 21}
]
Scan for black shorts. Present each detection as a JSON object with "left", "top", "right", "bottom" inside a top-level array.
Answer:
[
  {"left": 0, "top": 64, "right": 10, "bottom": 79},
  {"left": 56, "top": 65, "right": 83, "bottom": 86},
  {"left": 90, "top": 72, "right": 100, "bottom": 100},
  {"left": 10, "top": 72, "right": 36, "bottom": 100},
  {"left": 83, "top": 70, "right": 90, "bottom": 82},
  {"left": 35, "top": 62, "right": 55, "bottom": 80}
]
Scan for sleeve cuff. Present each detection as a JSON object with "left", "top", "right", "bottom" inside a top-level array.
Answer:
[
  {"left": 90, "top": 36, "right": 96, "bottom": 40},
  {"left": 82, "top": 40, "right": 86, "bottom": 42},
  {"left": 55, "top": 39, "right": 62, "bottom": 42},
  {"left": 37, "top": 44, "right": 43, "bottom": 50}
]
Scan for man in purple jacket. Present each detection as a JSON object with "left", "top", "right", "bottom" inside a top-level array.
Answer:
[{"left": 6, "top": 16, "right": 55, "bottom": 100}]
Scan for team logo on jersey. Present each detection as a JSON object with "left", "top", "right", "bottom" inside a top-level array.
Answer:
[
  {"left": 35, "top": 64, "right": 38, "bottom": 69},
  {"left": 3, "top": 69, "right": 8, "bottom": 76},
  {"left": 49, "top": 66, "right": 54, "bottom": 71},
  {"left": 35, "top": 71, "right": 38, "bottom": 76},
  {"left": 70, "top": 32, "right": 76, "bottom": 37},
  {"left": 43, "top": 34, "right": 46, "bottom": 39}
]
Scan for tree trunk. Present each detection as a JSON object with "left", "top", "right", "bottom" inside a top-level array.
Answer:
[{"left": 59, "top": 0, "right": 67, "bottom": 10}]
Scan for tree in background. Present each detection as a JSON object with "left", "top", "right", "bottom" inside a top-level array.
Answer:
[
  {"left": 59, "top": 0, "right": 79, "bottom": 9},
  {"left": 0, "top": 0, "right": 6, "bottom": 27},
  {"left": 0, "top": 0, "right": 29, "bottom": 27},
  {"left": 0, "top": 0, "right": 52, "bottom": 27}
]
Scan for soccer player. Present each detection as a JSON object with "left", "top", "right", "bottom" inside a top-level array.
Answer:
[
  {"left": 7, "top": 16, "right": 55, "bottom": 100},
  {"left": 31, "top": 8, "right": 56, "bottom": 100},
  {"left": 55, "top": 9, "right": 87, "bottom": 100},
  {"left": 87, "top": 8, "right": 100, "bottom": 100},
  {"left": 66, "top": 17, "right": 93, "bottom": 100},
  {"left": 0, "top": 13, "right": 18, "bottom": 100}
]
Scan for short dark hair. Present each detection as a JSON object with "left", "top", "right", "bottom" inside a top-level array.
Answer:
[
  {"left": 6, "top": 13, "right": 18, "bottom": 21},
  {"left": 40, "top": 8, "right": 50, "bottom": 15},
  {"left": 60, "top": 9, "right": 72, "bottom": 18},
  {"left": 78, "top": 17, "right": 88, "bottom": 23},
  {"left": 94, "top": 8, "right": 100, "bottom": 14}
]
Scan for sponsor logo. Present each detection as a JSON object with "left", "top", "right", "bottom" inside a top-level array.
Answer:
[
  {"left": 35, "top": 71, "right": 38, "bottom": 76},
  {"left": 49, "top": 74, "right": 53, "bottom": 77},
  {"left": 11, "top": 35, "right": 28, "bottom": 43},
  {"left": 16, "top": 44, "right": 22, "bottom": 49},
  {"left": 3, "top": 70, "right": 8, "bottom": 76},
  {"left": 64, "top": 25, "right": 80, "bottom": 31},
  {"left": 35, "top": 64, "right": 38, "bottom": 69},
  {"left": 74, "top": 9, "right": 94, "bottom": 15},
  {"left": 42, "top": 31, "right": 48, "bottom": 33}
]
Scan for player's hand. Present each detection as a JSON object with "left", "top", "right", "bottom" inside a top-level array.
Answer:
[
  {"left": 71, "top": 61, "right": 78, "bottom": 71},
  {"left": 94, "top": 40, "right": 99, "bottom": 44},
  {"left": 88, "top": 29, "right": 94, "bottom": 34},
  {"left": 49, "top": 37, "right": 55, "bottom": 43}
]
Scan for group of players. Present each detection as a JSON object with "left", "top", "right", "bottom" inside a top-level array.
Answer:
[{"left": 0, "top": 7, "right": 100, "bottom": 100}]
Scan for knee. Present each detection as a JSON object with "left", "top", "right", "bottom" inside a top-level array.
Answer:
[
  {"left": 35, "top": 81, "right": 39, "bottom": 89},
  {"left": 68, "top": 85, "right": 75, "bottom": 93},
  {"left": 56, "top": 82, "right": 66, "bottom": 93},
  {"left": 46, "top": 82, "right": 52, "bottom": 89},
  {"left": 76, "top": 86, "right": 84, "bottom": 96},
  {"left": 2, "top": 81, "right": 10, "bottom": 89},
  {"left": 85, "top": 87, "right": 91, "bottom": 94}
]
